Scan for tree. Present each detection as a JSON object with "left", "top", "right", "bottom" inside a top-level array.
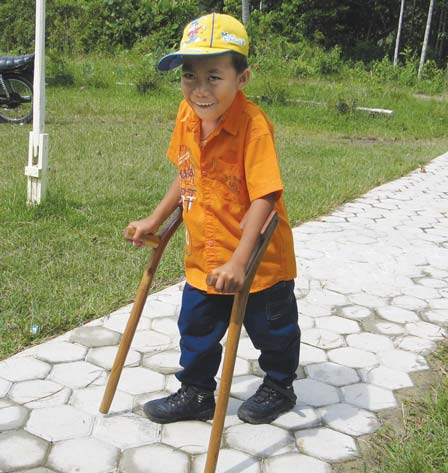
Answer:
[
  {"left": 394, "top": 0, "right": 406, "bottom": 66},
  {"left": 418, "top": 0, "right": 436, "bottom": 79}
]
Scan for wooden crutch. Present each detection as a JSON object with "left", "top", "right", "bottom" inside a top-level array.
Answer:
[
  {"left": 204, "top": 210, "right": 279, "bottom": 473},
  {"left": 99, "top": 205, "right": 183, "bottom": 414}
]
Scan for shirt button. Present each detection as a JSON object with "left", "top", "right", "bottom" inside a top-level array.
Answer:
[
  {"left": 206, "top": 240, "right": 215, "bottom": 247},
  {"left": 202, "top": 170, "right": 208, "bottom": 177}
]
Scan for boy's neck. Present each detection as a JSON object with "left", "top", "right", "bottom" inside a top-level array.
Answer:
[{"left": 200, "top": 119, "right": 219, "bottom": 141}]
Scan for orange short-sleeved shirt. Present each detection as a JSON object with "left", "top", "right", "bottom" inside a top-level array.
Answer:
[{"left": 167, "top": 91, "right": 296, "bottom": 293}]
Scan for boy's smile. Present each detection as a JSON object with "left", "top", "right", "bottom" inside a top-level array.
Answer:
[{"left": 181, "top": 54, "right": 250, "bottom": 131}]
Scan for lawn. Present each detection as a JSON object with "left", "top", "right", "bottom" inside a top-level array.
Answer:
[{"left": 1, "top": 69, "right": 447, "bottom": 358}]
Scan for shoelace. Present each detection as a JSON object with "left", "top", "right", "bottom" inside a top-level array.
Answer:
[
  {"left": 167, "top": 387, "right": 191, "bottom": 406},
  {"left": 253, "top": 379, "right": 296, "bottom": 404},
  {"left": 253, "top": 384, "right": 280, "bottom": 403}
]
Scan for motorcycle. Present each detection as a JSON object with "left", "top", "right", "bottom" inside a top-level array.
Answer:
[{"left": 0, "top": 53, "right": 34, "bottom": 124}]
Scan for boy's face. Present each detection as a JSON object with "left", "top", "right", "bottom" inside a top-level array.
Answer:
[{"left": 181, "top": 54, "right": 250, "bottom": 126}]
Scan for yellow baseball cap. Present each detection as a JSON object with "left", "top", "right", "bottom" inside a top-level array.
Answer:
[{"left": 158, "top": 13, "right": 249, "bottom": 71}]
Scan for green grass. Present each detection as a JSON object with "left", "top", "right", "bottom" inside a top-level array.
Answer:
[
  {"left": 1, "top": 68, "right": 447, "bottom": 357},
  {"left": 367, "top": 343, "right": 448, "bottom": 473}
]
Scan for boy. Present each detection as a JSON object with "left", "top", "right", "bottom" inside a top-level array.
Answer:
[{"left": 127, "top": 13, "right": 301, "bottom": 425}]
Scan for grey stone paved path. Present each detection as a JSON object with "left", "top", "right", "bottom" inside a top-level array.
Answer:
[{"left": 1, "top": 152, "right": 447, "bottom": 473}]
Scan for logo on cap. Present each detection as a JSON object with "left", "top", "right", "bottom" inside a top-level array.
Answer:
[
  {"left": 183, "top": 20, "right": 206, "bottom": 46},
  {"left": 221, "top": 32, "right": 246, "bottom": 47}
]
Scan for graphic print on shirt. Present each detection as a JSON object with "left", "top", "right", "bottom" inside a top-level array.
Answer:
[{"left": 178, "top": 145, "right": 197, "bottom": 212}]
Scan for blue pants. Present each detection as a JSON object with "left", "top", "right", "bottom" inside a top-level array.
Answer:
[{"left": 176, "top": 280, "right": 301, "bottom": 391}]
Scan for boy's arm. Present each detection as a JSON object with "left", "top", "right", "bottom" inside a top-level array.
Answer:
[
  {"left": 207, "top": 193, "right": 276, "bottom": 293},
  {"left": 126, "top": 175, "right": 181, "bottom": 247}
]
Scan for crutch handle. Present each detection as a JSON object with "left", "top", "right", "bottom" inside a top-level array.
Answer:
[{"left": 124, "top": 227, "right": 161, "bottom": 248}]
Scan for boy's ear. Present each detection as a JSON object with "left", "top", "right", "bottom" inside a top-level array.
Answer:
[{"left": 238, "top": 68, "right": 250, "bottom": 90}]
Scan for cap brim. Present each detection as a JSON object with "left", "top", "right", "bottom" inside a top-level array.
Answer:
[{"left": 157, "top": 48, "right": 232, "bottom": 71}]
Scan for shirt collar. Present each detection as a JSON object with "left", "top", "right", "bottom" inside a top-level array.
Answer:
[{"left": 220, "top": 91, "right": 246, "bottom": 136}]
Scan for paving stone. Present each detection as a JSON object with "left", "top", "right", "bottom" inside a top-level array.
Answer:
[
  {"left": 299, "top": 315, "right": 315, "bottom": 329},
  {"left": 428, "top": 298, "right": 448, "bottom": 310},
  {"left": 292, "top": 379, "right": 340, "bottom": 407},
  {"left": 319, "top": 402, "right": 379, "bottom": 436},
  {"left": 142, "top": 299, "right": 178, "bottom": 318},
  {"left": 395, "top": 336, "right": 435, "bottom": 354},
  {"left": 301, "top": 329, "right": 345, "bottom": 349},
  {"left": 131, "top": 330, "right": 173, "bottom": 353},
  {"left": 299, "top": 344, "right": 328, "bottom": 365},
  {"left": 18, "top": 468, "right": 57, "bottom": 473},
  {"left": 273, "top": 402, "right": 321, "bottom": 431},
  {"left": 340, "top": 305, "right": 373, "bottom": 320},
  {"left": 304, "top": 289, "right": 348, "bottom": 307},
  {"left": 117, "top": 367, "right": 165, "bottom": 395},
  {"left": 165, "top": 375, "right": 182, "bottom": 393},
  {"left": 377, "top": 349, "right": 428, "bottom": 372},
  {"left": 349, "top": 293, "right": 387, "bottom": 309},
  {"left": 373, "top": 322, "right": 405, "bottom": 335},
  {"left": 391, "top": 295, "right": 427, "bottom": 310},
  {"left": 299, "top": 301, "right": 333, "bottom": 318},
  {"left": 86, "top": 346, "right": 141, "bottom": 370},
  {"left": 0, "top": 357, "right": 51, "bottom": 382},
  {"left": 142, "top": 350, "right": 181, "bottom": 374},
  {"left": 226, "top": 423, "right": 294, "bottom": 458},
  {"left": 346, "top": 332, "right": 394, "bottom": 353},
  {"left": 230, "top": 375, "right": 261, "bottom": 401},
  {"left": 359, "top": 366, "right": 413, "bottom": 390},
  {"left": 315, "top": 316, "right": 360, "bottom": 334},
  {"left": 423, "top": 309, "right": 448, "bottom": 326},
  {"left": 93, "top": 413, "right": 160, "bottom": 448},
  {"left": 402, "top": 285, "right": 440, "bottom": 300},
  {"left": 193, "top": 448, "right": 261, "bottom": 473},
  {"left": 236, "top": 337, "right": 261, "bottom": 361},
  {"left": 70, "top": 326, "right": 121, "bottom": 348},
  {"left": 217, "top": 356, "right": 251, "bottom": 378},
  {"left": 205, "top": 396, "right": 244, "bottom": 429},
  {"left": 295, "top": 427, "right": 358, "bottom": 462},
  {"left": 265, "top": 452, "right": 331, "bottom": 473},
  {"left": 0, "top": 400, "right": 28, "bottom": 430},
  {"left": 0, "top": 431, "right": 48, "bottom": 471},
  {"left": 71, "top": 385, "right": 133, "bottom": 415},
  {"left": 162, "top": 420, "right": 212, "bottom": 454},
  {"left": 47, "top": 437, "right": 119, "bottom": 473},
  {"left": 376, "top": 306, "right": 420, "bottom": 324},
  {"left": 305, "top": 362, "right": 359, "bottom": 387},
  {"left": 35, "top": 342, "right": 87, "bottom": 363},
  {"left": 26, "top": 405, "right": 93, "bottom": 441},
  {"left": 406, "top": 321, "right": 447, "bottom": 340},
  {"left": 342, "top": 383, "right": 396, "bottom": 411},
  {"left": 102, "top": 312, "right": 151, "bottom": 333},
  {"left": 49, "top": 361, "right": 107, "bottom": 389},
  {"left": 120, "top": 443, "right": 189, "bottom": 473},
  {"left": 0, "top": 378, "right": 11, "bottom": 397},
  {"left": 328, "top": 347, "right": 377, "bottom": 368},
  {"left": 417, "top": 277, "right": 447, "bottom": 288},
  {"left": 9, "top": 380, "right": 71, "bottom": 409},
  {"left": 151, "top": 317, "right": 179, "bottom": 338}
]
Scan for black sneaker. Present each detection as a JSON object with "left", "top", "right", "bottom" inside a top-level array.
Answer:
[
  {"left": 237, "top": 377, "right": 297, "bottom": 424},
  {"left": 143, "top": 384, "right": 215, "bottom": 424}
]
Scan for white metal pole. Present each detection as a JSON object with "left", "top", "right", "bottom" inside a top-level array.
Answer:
[
  {"left": 418, "top": 0, "right": 436, "bottom": 80},
  {"left": 394, "top": 0, "right": 406, "bottom": 67},
  {"left": 25, "top": 0, "right": 48, "bottom": 205}
]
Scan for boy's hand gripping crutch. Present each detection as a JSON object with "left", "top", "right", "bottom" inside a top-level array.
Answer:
[
  {"left": 99, "top": 206, "right": 183, "bottom": 414},
  {"left": 204, "top": 210, "right": 279, "bottom": 473}
]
